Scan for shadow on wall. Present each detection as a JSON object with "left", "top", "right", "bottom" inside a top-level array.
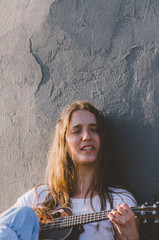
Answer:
[{"left": 105, "top": 116, "right": 159, "bottom": 205}]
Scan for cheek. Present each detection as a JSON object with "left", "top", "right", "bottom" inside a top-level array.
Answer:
[{"left": 67, "top": 135, "right": 79, "bottom": 148}]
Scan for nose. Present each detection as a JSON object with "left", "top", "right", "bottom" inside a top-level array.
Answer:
[{"left": 82, "top": 129, "right": 91, "bottom": 141}]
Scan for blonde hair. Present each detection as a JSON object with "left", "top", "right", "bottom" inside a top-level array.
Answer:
[
  {"left": 33, "top": 101, "right": 132, "bottom": 239},
  {"left": 44, "top": 101, "right": 112, "bottom": 209}
]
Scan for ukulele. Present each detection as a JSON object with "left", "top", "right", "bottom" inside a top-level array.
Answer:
[{"left": 39, "top": 202, "right": 159, "bottom": 240}]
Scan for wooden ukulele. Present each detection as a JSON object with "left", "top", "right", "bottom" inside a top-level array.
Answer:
[{"left": 39, "top": 202, "right": 159, "bottom": 240}]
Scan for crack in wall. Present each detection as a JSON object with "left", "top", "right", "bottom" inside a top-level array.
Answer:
[{"left": 29, "top": 39, "right": 50, "bottom": 95}]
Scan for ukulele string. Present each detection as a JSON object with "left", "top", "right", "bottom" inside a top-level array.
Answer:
[
  {"left": 40, "top": 210, "right": 111, "bottom": 230},
  {"left": 39, "top": 206, "right": 154, "bottom": 230}
]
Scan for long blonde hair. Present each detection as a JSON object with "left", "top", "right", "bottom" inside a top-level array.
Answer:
[{"left": 43, "top": 101, "right": 113, "bottom": 210}]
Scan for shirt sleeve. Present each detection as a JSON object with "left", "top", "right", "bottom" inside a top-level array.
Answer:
[
  {"left": 17, "top": 184, "right": 50, "bottom": 207},
  {"left": 110, "top": 188, "right": 137, "bottom": 208}
]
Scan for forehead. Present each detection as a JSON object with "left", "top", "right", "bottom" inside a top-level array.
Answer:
[{"left": 69, "top": 110, "right": 97, "bottom": 127}]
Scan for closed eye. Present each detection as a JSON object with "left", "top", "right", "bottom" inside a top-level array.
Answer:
[
  {"left": 90, "top": 128, "right": 98, "bottom": 133},
  {"left": 71, "top": 129, "right": 81, "bottom": 134}
]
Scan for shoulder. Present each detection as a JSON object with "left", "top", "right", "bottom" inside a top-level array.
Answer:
[
  {"left": 17, "top": 184, "right": 50, "bottom": 207},
  {"left": 108, "top": 187, "right": 137, "bottom": 207}
]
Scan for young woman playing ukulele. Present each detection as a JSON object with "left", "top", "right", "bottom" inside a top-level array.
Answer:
[{"left": 0, "top": 101, "right": 139, "bottom": 240}]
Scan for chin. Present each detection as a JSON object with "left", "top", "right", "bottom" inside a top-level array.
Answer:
[{"left": 81, "top": 159, "right": 96, "bottom": 165}]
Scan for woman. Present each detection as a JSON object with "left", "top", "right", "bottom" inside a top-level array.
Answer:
[{"left": 0, "top": 101, "right": 139, "bottom": 240}]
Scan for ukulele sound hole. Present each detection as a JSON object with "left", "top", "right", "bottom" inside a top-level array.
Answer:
[{"left": 52, "top": 211, "right": 61, "bottom": 218}]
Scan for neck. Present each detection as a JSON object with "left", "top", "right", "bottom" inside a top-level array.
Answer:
[{"left": 73, "top": 164, "right": 96, "bottom": 198}]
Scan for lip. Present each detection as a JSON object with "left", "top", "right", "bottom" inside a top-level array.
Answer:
[{"left": 80, "top": 144, "right": 95, "bottom": 151}]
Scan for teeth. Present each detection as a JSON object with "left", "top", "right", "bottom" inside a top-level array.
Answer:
[{"left": 82, "top": 147, "right": 93, "bottom": 150}]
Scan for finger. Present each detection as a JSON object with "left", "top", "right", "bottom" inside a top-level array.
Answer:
[
  {"left": 120, "top": 204, "right": 136, "bottom": 219},
  {"left": 110, "top": 208, "right": 131, "bottom": 226},
  {"left": 109, "top": 210, "right": 124, "bottom": 223},
  {"left": 108, "top": 212, "right": 128, "bottom": 227},
  {"left": 123, "top": 204, "right": 135, "bottom": 216},
  {"left": 108, "top": 212, "right": 120, "bottom": 224},
  {"left": 110, "top": 209, "right": 122, "bottom": 218},
  {"left": 117, "top": 204, "right": 128, "bottom": 215},
  {"left": 116, "top": 204, "right": 120, "bottom": 208},
  {"left": 117, "top": 203, "right": 135, "bottom": 217},
  {"left": 118, "top": 205, "right": 136, "bottom": 225}
]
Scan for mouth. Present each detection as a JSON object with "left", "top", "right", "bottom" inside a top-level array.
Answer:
[{"left": 80, "top": 145, "right": 95, "bottom": 151}]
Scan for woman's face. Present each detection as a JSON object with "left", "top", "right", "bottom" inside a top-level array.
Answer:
[{"left": 66, "top": 110, "right": 100, "bottom": 166}]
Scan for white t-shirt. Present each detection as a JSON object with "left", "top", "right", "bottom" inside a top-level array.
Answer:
[{"left": 17, "top": 185, "right": 137, "bottom": 240}]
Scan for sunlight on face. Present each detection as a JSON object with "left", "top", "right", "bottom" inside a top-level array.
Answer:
[{"left": 66, "top": 110, "right": 100, "bottom": 166}]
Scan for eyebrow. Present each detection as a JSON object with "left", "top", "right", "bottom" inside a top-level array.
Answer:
[{"left": 71, "top": 123, "right": 98, "bottom": 129}]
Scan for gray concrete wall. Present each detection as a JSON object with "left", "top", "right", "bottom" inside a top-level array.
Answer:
[{"left": 1, "top": 0, "right": 159, "bottom": 212}]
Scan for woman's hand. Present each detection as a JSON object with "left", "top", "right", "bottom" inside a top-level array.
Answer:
[{"left": 108, "top": 203, "right": 139, "bottom": 240}]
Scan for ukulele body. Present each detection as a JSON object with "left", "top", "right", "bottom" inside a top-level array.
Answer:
[{"left": 39, "top": 207, "right": 82, "bottom": 240}]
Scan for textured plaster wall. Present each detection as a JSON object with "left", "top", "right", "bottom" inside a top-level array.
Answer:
[{"left": 1, "top": 0, "right": 159, "bottom": 212}]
